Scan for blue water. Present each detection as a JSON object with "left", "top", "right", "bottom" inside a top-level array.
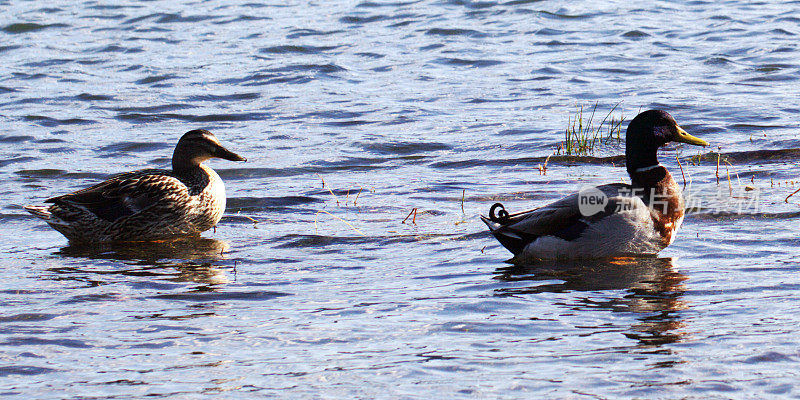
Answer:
[{"left": 2, "top": 1, "right": 800, "bottom": 398}]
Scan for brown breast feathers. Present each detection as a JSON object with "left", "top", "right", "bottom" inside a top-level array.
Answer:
[{"left": 629, "top": 166, "right": 685, "bottom": 244}]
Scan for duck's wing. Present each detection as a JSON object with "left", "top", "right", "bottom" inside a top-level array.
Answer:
[
  {"left": 46, "top": 169, "right": 190, "bottom": 222},
  {"left": 481, "top": 183, "right": 637, "bottom": 254}
]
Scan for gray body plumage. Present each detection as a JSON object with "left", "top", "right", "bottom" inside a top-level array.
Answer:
[{"left": 481, "top": 183, "right": 673, "bottom": 262}]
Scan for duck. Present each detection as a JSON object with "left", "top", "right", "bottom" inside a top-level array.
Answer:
[
  {"left": 24, "top": 129, "right": 246, "bottom": 243},
  {"left": 481, "top": 110, "right": 708, "bottom": 261}
]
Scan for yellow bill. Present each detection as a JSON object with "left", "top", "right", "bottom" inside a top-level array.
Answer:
[{"left": 673, "top": 126, "right": 709, "bottom": 146}]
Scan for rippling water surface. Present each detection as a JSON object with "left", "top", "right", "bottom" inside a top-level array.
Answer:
[{"left": 2, "top": 1, "right": 800, "bottom": 398}]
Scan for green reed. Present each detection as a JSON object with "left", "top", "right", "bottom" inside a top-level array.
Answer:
[{"left": 562, "top": 102, "right": 624, "bottom": 155}]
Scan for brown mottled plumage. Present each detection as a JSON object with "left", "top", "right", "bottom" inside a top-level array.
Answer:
[{"left": 25, "top": 130, "right": 246, "bottom": 243}]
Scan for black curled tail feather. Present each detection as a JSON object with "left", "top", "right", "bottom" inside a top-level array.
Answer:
[
  {"left": 482, "top": 203, "right": 526, "bottom": 256},
  {"left": 489, "top": 203, "right": 509, "bottom": 223}
]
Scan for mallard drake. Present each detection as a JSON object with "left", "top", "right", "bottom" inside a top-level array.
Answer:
[
  {"left": 25, "top": 129, "right": 246, "bottom": 243},
  {"left": 481, "top": 110, "right": 708, "bottom": 261}
]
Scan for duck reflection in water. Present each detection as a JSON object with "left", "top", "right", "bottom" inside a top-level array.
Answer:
[
  {"left": 494, "top": 257, "right": 688, "bottom": 346},
  {"left": 54, "top": 237, "right": 233, "bottom": 286}
]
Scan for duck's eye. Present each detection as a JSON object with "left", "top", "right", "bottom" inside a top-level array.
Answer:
[
  {"left": 653, "top": 125, "right": 672, "bottom": 139},
  {"left": 204, "top": 142, "right": 218, "bottom": 154}
]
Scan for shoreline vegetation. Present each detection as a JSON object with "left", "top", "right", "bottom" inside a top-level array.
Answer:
[{"left": 558, "top": 102, "right": 625, "bottom": 156}]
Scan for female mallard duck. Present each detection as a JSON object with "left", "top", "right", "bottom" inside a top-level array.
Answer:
[
  {"left": 24, "top": 129, "right": 246, "bottom": 243},
  {"left": 481, "top": 110, "right": 708, "bottom": 261}
]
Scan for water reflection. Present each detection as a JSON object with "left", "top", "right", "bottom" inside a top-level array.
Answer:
[
  {"left": 57, "top": 237, "right": 230, "bottom": 262},
  {"left": 51, "top": 237, "right": 233, "bottom": 286},
  {"left": 494, "top": 257, "right": 688, "bottom": 346}
]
